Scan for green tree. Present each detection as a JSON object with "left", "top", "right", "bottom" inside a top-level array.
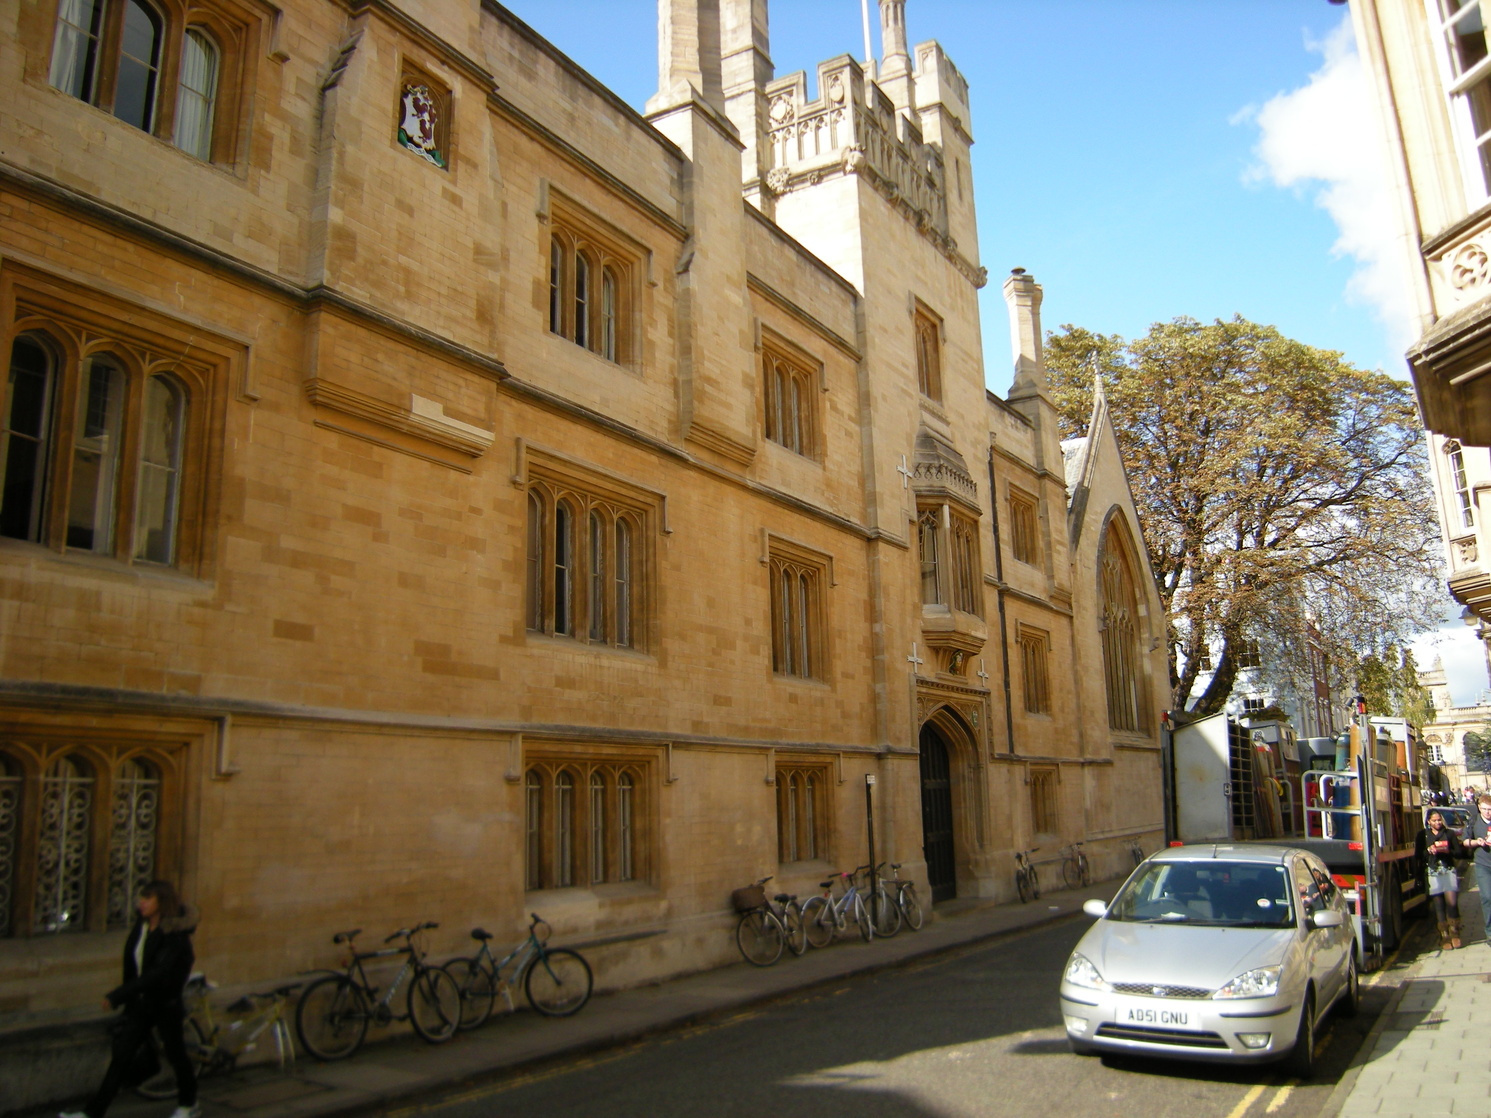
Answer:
[
  {"left": 1464, "top": 727, "right": 1491, "bottom": 776},
  {"left": 1355, "top": 645, "right": 1436, "bottom": 726},
  {"left": 1045, "top": 316, "right": 1441, "bottom": 715}
]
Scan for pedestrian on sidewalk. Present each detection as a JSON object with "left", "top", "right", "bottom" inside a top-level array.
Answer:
[
  {"left": 1418, "top": 809, "right": 1466, "bottom": 948},
  {"left": 1466, "top": 794, "right": 1491, "bottom": 947},
  {"left": 61, "top": 880, "right": 201, "bottom": 1118}
]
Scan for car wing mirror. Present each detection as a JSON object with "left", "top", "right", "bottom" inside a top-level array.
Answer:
[
  {"left": 1082, "top": 899, "right": 1109, "bottom": 919},
  {"left": 1310, "top": 909, "right": 1344, "bottom": 929}
]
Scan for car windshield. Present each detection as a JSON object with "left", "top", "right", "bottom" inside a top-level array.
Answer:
[{"left": 1106, "top": 861, "right": 1296, "bottom": 928}]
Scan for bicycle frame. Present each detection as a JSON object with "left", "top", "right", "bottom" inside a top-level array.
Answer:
[
  {"left": 468, "top": 922, "right": 556, "bottom": 1011},
  {"left": 197, "top": 991, "right": 296, "bottom": 1068}
]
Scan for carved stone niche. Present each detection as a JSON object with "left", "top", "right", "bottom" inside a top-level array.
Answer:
[{"left": 1454, "top": 534, "right": 1480, "bottom": 567}]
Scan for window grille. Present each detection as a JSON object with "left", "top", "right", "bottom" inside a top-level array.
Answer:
[
  {"left": 35, "top": 756, "right": 94, "bottom": 933},
  {"left": 107, "top": 759, "right": 159, "bottom": 928}
]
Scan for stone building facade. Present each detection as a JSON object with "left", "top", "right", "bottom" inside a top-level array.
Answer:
[
  {"left": 0, "top": 0, "right": 1167, "bottom": 1092},
  {"left": 1349, "top": 0, "right": 1491, "bottom": 627}
]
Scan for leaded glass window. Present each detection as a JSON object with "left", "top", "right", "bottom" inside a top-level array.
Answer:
[
  {"left": 1101, "top": 523, "right": 1142, "bottom": 733},
  {"left": 525, "top": 760, "right": 645, "bottom": 890},
  {"left": 589, "top": 771, "right": 605, "bottom": 884},
  {"left": 35, "top": 755, "right": 94, "bottom": 933},
  {"left": 1, "top": 335, "right": 56, "bottom": 543},
  {"left": 49, "top": 0, "right": 105, "bottom": 102},
  {"left": 526, "top": 480, "right": 646, "bottom": 649},
  {"left": 554, "top": 771, "right": 574, "bottom": 888},
  {"left": 0, "top": 756, "right": 19, "bottom": 938},
  {"left": 67, "top": 356, "right": 126, "bottom": 554},
  {"left": 769, "top": 553, "right": 822, "bottom": 680},
  {"left": 107, "top": 758, "right": 159, "bottom": 928},
  {"left": 134, "top": 374, "right": 185, "bottom": 565},
  {"left": 175, "top": 29, "right": 219, "bottom": 161},
  {"left": 114, "top": 0, "right": 163, "bottom": 132}
]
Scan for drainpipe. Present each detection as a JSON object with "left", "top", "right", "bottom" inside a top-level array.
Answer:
[{"left": 988, "top": 448, "right": 1016, "bottom": 757}]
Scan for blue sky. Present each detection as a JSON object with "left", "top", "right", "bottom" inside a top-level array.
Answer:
[
  {"left": 499, "top": 1, "right": 1487, "bottom": 702},
  {"left": 499, "top": 0, "right": 1403, "bottom": 394}
]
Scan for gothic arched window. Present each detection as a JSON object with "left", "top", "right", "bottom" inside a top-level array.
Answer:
[{"left": 1100, "top": 521, "right": 1143, "bottom": 732}]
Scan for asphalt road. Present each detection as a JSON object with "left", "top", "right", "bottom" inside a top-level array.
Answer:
[{"left": 360, "top": 916, "right": 1395, "bottom": 1118}]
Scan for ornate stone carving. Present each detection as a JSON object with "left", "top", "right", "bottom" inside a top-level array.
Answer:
[
  {"left": 828, "top": 75, "right": 846, "bottom": 104},
  {"left": 764, "top": 167, "right": 792, "bottom": 196},
  {"left": 769, "top": 95, "right": 795, "bottom": 126},
  {"left": 1455, "top": 535, "right": 1479, "bottom": 566},
  {"left": 841, "top": 144, "right": 866, "bottom": 175},
  {"left": 1450, "top": 241, "right": 1491, "bottom": 291}
]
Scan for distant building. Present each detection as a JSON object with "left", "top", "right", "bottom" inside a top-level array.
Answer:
[{"left": 1419, "top": 656, "right": 1491, "bottom": 796}]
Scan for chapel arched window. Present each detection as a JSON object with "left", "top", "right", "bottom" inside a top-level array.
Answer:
[{"left": 174, "top": 29, "right": 219, "bottom": 160}]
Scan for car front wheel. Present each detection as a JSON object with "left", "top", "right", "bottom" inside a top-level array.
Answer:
[{"left": 1285, "top": 992, "right": 1316, "bottom": 1079}]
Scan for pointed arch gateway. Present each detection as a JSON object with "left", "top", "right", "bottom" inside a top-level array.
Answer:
[{"left": 918, "top": 705, "right": 980, "bottom": 904}]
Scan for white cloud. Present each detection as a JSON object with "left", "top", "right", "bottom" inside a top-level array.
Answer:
[{"left": 1244, "top": 16, "right": 1417, "bottom": 362}]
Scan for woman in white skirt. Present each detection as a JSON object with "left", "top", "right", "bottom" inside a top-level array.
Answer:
[{"left": 1418, "top": 810, "right": 1466, "bottom": 948}]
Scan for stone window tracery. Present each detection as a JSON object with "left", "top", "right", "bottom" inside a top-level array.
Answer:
[
  {"left": 0, "top": 740, "right": 178, "bottom": 938},
  {"left": 917, "top": 503, "right": 981, "bottom": 616},
  {"left": 523, "top": 755, "right": 649, "bottom": 891},
  {"left": 1029, "top": 766, "right": 1058, "bottom": 835},
  {"left": 762, "top": 345, "right": 818, "bottom": 458},
  {"left": 914, "top": 308, "right": 942, "bottom": 402},
  {"left": 545, "top": 205, "right": 637, "bottom": 365},
  {"left": 1100, "top": 522, "right": 1144, "bottom": 733},
  {"left": 1008, "top": 488, "right": 1039, "bottom": 566},
  {"left": 2, "top": 296, "right": 215, "bottom": 574},
  {"left": 48, "top": 0, "right": 255, "bottom": 164},
  {"left": 1018, "top": 626, "right": 1051, "bottom": 715},
  {"left": 769, "top": 545, "right": 828, "bottom": 680},
  {"left": 526, "top": 482, "right": 645, "bottom": 649},
  {"left": 775, "top": 761, "right": 829, "bottom": 863}
]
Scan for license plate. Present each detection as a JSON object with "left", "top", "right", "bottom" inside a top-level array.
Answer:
[{"left": 1123, "top": 1006, "right": 1189, "bottom": 1026}]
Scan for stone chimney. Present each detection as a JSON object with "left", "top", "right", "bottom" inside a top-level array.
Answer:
[{"left": 1004, "top": 268, "right": 1046, "bottom": 400}]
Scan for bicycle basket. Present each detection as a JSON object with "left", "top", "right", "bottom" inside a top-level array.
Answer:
[{"left": 731, "top": 885, "right": 767, "bottom": 913}]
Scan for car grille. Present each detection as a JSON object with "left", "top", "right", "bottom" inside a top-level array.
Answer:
[
  {"left": 1096, "top": 1024, "right": 1229, "bottom": 1048},
  {"left": 1111, "top": 982, "right": 1212, "bottom": 999}
]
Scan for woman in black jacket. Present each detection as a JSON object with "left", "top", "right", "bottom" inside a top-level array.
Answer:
[
  {"left": 1417, "top": 810, "right": 1466, "bottom": 949},
  {"left": 61, "top": 880, "right": 200, "bottom": 1118}
]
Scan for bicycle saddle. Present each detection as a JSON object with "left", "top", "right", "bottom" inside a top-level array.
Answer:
[
  {"left": 471, "top": 927, "right": 493, "bottom": 941},
  {"left": 332, "top": 929, "right": 361, "bottom": 944},
  {"left": 819, "top": 880, "right": 834, "bottom": 889},
  {"left": 773, "top": 893, "right": 791, "bottom": 904}
]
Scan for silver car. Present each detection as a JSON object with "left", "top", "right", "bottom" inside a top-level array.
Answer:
[{"left": 1059, "top": 844, "right": 1358, "bottom": 1075}]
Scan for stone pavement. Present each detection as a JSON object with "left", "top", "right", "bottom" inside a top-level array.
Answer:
[
  {"left": 1325, "top": 914, "right": 1491, "bottom": 1118},
  {"left": 30, "top": 885, "right": 1099, "bottom": 1118}
]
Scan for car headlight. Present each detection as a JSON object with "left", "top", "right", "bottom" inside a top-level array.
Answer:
[
  {"left": 1064, "top": 952, "right": 1108, "bottom": 991},
  {"left": 1213, "top": 966, "right": 1281, "bottom": 1000}
]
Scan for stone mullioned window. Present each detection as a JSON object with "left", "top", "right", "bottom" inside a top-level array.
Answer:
[
  {"left": 762, "top": 343, "right": 818, "bottom": 459},
  {"left": 546, "top": 200, "right": 639, "bottom": 367},
  {"left": 524, "top": 752, "right": 651, "bottom": 891},
  {"left": 0, "top": 739, "right": 182, "bottom": 939},
  {"left": 1018, "top": 626, "right": 1050, "bottom": 716},
  {"left": 775, "top": 760, "right": 830, "bottom": 864},
  {"left": 768, "top": 541, "right": 829, "bottom": 681},
  {"left": 918, "top": 504, "right": 980, "bottom": 616},
  {"left": 48, "top": 0, "right": 257, "bottom": 165},
  {"left": 1, "top": 293, "right": 220, "bottom": 572}
]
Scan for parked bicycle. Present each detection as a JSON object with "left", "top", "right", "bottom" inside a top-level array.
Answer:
[
  {"left": 801, "top": 867, "right": 874, "bottom": 947},
  {"left": 1129, "top": 838, "right": 1146, "bottom": 867},
  {"left": 865, "top": 865, "right": 901, "bottom": 938},
  {"left": 294, "top": 922, "right": 462, "bottom": 1060},
  {"left": 1060, "top": 841, "right": 1092, "bottom": 889},
  {"left": 443, "top": 913, "right": 594, "bottom": 1029},
  {"left": 879, "top": 862, "right": 924, "bottom": 931},
  {"left": 1014, "top": 847, "right": 1041, "bottom": 903},
  {"left": 731, "top": 877, "right": 806, "bottom": 965},
  {"left": 137, "top": 975, "right": 301, "bottom": 1099}
]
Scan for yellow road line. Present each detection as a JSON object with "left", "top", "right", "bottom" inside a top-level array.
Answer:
[
  {"left": 1225, "top": 1081, "right": 1268, "bottom": 1118},
  {"left": 1266, "top": 1081, "right": 1298, "bottom": 1113}
]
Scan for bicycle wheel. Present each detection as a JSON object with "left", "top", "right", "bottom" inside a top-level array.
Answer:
[
  {"left": 1016, "top": 867, "right": 1032, "bottom": 903},
  {"left": 871, "top": 888, "right": 902, "bottom": 937},
  {"left": 1030, "top": 863, "right": 1041, "bottom": 900},
  {"left": 525, "top": 948, "right": 593, "bottom": 1016},
  {"left": 781, "top": 901, "right": 808, "bottom": 957},
  {"left": 1063, "top": 855, "right": 1082, "bottom": 890},
  {"left": 1078, "top": 853, "right": 1092, "bottom": 887},
  {"left": 736, "top": 910, "right": 786, "bottom": 966},
  {"left": 295, "top": 975, "right": 369, "bottom": 1061},
  {"left": 407, "top": 966, "right": 462, "bottom": 1043},
  {"left": 854, "top": 895, "right": 872, "bottom": 942},
  {"left": 899, "top": 885, "right": 924, "bottom": 931},
  {"left": 801, "top": 897, "right": 835, "bottom": 948},
  {"left": 443, "top": 957, "right": 496, "bottom": 1030}
]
